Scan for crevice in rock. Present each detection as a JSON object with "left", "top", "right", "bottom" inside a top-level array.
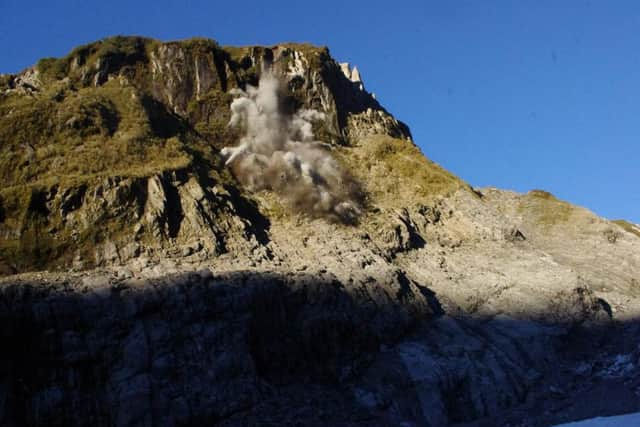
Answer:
[{"left": 161, "top": 179, "right": 183, "bottom": 239}]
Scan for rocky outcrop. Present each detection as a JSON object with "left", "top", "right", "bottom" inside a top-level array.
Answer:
[
  {"left": 0, "top": 37, "right": 414, "bottom": 273},
  {"left": 0, "top": 267, "right": 434, "bottom": 426},
  {"left": 1, "top": 36, "right": 640, "bottom": 426},
  {"left": 148, "top": 42, "right": 227, "bottom": 116},
  {"left": 0, "top": 170, "right": 270, "bottom": 273},
  {"left": 2, "top": 261, "right": 635, "bottom": 427},
  {"left": 0, "top": 68, "right": 41, "bottom": 95}
]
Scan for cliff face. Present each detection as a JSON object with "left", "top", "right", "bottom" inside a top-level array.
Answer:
[
  {"left": 0, "top": 36, "right": 413, "bottom": 274},
  {"left": 1, "top": 36, "right": 640, "bottom": 426}
]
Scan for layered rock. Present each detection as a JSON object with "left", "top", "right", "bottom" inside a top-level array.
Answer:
[
  {"left": 1, "top": 36, "right": 640, "bottom": 426},
  {"left": 0, "top": 37, "right": 412, "bottom": 274}
]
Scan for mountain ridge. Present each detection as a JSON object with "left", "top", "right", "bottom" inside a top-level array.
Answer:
[
  {"left": 0, "top": 35, "right": 458, "bottom": 274},
  {"left": 1, "top": 36, "right": 639, "bottom": 426}
]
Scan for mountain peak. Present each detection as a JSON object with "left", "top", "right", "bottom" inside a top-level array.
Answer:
[
  {"left": 0, "top": 35, "right": 431, "bottom": 274},
  {"left": 1, "top": 36, "right": 639, "bottom": 427}
]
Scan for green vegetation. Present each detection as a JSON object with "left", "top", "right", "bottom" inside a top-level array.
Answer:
[
  {"left": 0, "top": 80, "right": 192, "bottom": 189},
  {"left": 37, "top": 57, "right": 69, "bottom": 80},
  {"left": 2, "top": 36, "right": 461, "bottom": 272},
  {"left": 613, "top": 219, "right": 640, "bottom": 238},
  {"left": 0, "top": 186, "right": 63, "bottom": 272},
  {"left": 175, "top": 37, "right": 220, "bottom": 53},
  {"left": 340, "top": 134, "right": 464, "bottom": 208},
  {"left": 0, "top": 182, "right": 140, "bottom": 272},
  {"left": 37, "top": 36, "right": 152, "bottom": 83},
  {"left": 1, "top": 51, "right": 198, "bottom": 273},
  {"left": 518, "top": 189, "right": 575, "bottom": 226},
  {"left": 0, "top": 74, "right": 12, "bottom": 89},
  {"left": 187, "top": 90, "right": 238, "bottom": 148},
  {"left": 527, "top": 189, "right": 556, "bottom": 200},
  {"left": 70, "top": 35, "right": 150, "bottom": 62}
]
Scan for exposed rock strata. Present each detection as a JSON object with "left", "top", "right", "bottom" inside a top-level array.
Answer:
[{"left": 1, "top": 37, "right": 639, "bottom": 426}]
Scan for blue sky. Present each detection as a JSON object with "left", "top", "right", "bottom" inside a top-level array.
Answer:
[{"left": 1, "top": 1, "right": 639, "bottom": 222}]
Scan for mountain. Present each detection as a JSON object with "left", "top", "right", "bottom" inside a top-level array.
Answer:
[{"left": 1, "top": 36, "right": 639, "bottom": 426}]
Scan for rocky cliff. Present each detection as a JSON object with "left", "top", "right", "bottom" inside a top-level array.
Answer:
[{"left": 1, "top": 36, "right": 639, "bottom": 426}]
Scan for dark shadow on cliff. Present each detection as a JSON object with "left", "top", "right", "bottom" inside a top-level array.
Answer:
[
  {"left": 0, "top": 269, "right": 431, "bottom": 426},
  {"left": 141, "top": 95, "right": 186, "bottom": 139},
  {"left": 0, "top": 269, "right": 638, "bottom": 426},
  {"left": 224, "top": 186, "right": 271, "bottom": 245}
]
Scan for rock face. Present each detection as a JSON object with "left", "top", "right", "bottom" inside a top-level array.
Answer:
[
  {"left": 0, "top": 269, "right": 432, "bottom": 426},
  {"left": 1, "top": 36, "right": 640, "bottom": 426},
  {"left": 0, "top": 37, "right": 411, "bottom": 274}
]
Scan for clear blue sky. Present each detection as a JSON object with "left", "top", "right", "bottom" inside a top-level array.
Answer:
[{"left": 1, "top": 1, "right": 638, "bottom": 222}]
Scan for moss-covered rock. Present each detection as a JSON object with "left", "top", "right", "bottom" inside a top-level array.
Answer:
[{"left": 0, "top": 35, "right": 424, "bottom": 274}]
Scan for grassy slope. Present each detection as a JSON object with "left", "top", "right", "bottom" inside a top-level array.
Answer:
[
  {"left": 0, "top": 36, "right": 467, "bottom": 273},
  {"left": 517, "top": 189, "right": 577, "bottom": 227},
  {"left": 338, "top": 134, "right": 464, "bottom": 214},
  {"left": 0, "top": 37, "right": 229, "bottom": 272},
  {"left": 254, "top": 134, "right": 466, "bottom": 223},
  {"left": 612, "top": 220, "right": 640, "bottom": 238},
  {"left": 0, "top": 81, "right": 191, "bottom": 189}
]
